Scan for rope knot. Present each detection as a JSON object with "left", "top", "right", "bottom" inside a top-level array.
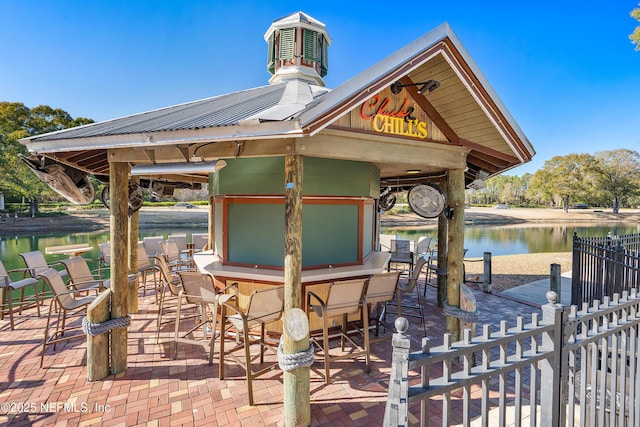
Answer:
[
  {"left": 277, "top": 337, "right": 315, "bottom": 372},
  {"left": 82, "top": 315, "right": 132, "bottom": 336}
]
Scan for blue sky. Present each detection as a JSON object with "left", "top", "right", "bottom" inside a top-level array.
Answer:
[{"left": 2, "top": 1, "right": 639, "bottom": 175}]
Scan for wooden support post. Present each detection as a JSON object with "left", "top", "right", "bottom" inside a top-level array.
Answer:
[
  {"left": 87, "top": 289, "right": 111, "bottom": 381},
  {"left": 207, "top": 195, "right": 215, "bottom": 251},
  {"left": 436, "top": 176, "right": 448, "bottom": 308},
  {"left": 446, "top": 168, "right": 465, "bottom": 341},
  {"left": 110, "top": 161, "right": 129, "bottom": 374},
  {"left": 482, "top": 252, "right": 492, "bottom": 293},
  {"left": 283, "top": 153, "right": 310, "bottom": 427},
  {"left": 128, "top": 177, "right": 140, "bottom": 314}
]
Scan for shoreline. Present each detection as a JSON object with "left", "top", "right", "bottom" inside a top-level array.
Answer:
[{"left": 1, "top": 206, "right": 638, "bottom": 235}]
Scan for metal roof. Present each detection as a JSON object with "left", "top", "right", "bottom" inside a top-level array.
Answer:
[
  {"left": 32, "top": 83, "right": 315, "bottom": 142},
  {"left": 20, "top": 22, "right": 534, "bottom": 185}
]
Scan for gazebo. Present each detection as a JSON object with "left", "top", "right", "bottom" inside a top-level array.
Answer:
[{"left": 20, "top": 11, "right": 534, "bottom": 426}]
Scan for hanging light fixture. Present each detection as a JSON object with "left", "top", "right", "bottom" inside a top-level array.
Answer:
[{"left": 390, "top": 79, "right": 440, "bottom": 95}]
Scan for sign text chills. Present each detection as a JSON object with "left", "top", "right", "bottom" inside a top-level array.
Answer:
[{"left": 360, "top": 95, "right": 427, "bottom": 139}]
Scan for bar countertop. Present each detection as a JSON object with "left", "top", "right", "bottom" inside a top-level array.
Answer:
[{"left": 193, "top": 251, "right": 391, "bottom": 283}]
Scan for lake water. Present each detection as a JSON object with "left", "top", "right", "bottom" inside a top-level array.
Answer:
[
  {"left": 0, "top": 227, "right": 207, "bottom": 272},
  {"left": 1, "top": 222, "right": 639, "bottom": 272},
  {"left": 383, "top": 222, "right": 640, "bottom": 258}
]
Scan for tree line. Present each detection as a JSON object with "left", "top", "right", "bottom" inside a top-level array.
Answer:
[
  {"left": 468, "top": 150, "right": 640, "bottom": 213},
  {"left": 2, "top": 101, "right": 640, "bottom": 214}
]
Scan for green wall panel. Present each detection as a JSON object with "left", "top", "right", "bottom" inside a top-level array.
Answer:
[
  {"left": 302, "top": 204, "right": 358, "bottom": 266},
  {"left": 227, "top": 203, "right": 285, "bottom": 266},
  {"left": 216, "top": 157, "right": 379, "bottom": 197}
]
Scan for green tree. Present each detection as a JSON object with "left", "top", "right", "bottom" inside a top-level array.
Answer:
[
  {"left": 592, "top": 149, "right": 640, "bottom": 213},
  {"left": 0, "top": 102, "right": 93, "bottom": 210},
  {"left": 526, "top": 154, "right": 596, "bottom": 212},
  {"left": 631, "top": 3, "right": 640, "bottom": 50}
]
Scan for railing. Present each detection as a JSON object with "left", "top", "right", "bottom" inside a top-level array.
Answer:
[
  {"left": 572, "top": 232, "right": 640, "bottom": 306},
  {"left": 384, "top": 290, "right": 640, "bottom": 426}
]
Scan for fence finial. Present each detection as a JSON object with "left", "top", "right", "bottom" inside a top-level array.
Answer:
[
  {"left": 545, "top": 290, "right": 558, "bottom": 304},
  {"left": 394, "top": 317, "right": 409, "bottom": 334}
]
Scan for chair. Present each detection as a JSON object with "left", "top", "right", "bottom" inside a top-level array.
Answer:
[
  {"left": 389, "top": 239, "right": 413, "bottom": 273},
  {"left": 168, "top": 234, "right": 190, "bottom": 254},
  {"left": 143, "top": 236, "right": 165, "bottom": 258},
  {"left": 61, "top": 256, "right": 110, "bottom": 292},
  {"left": 219, "top": 285, "right": 284, "bottom": 405},
  {"left": 136, "top": 242, "right": 159, "bottom": 299},
  {"left": 307, "top": 278, "right": 370, "bottom": 384},
  {"left": 363, "top": 271, "right": 401, "bottom": 341},
  {"left": 415, "top": 237, "right": 433, "bottom": 264},
  {"left": 173, "top": 271, "right": 236, "bottom": 363},
  {"left": 379, "top": 233, "right": 395, "bottom": 252},
  {"left": 0, "top": 260, "right": 40, "bottom": 330},
  {"left": 153, "top": 254, "right": 195, "bottom": 343},
  {"left": 98, "top": 242, "right": 111, "bottom": 279},
  {"left": 19, "top": 250, "right": 68, "bottom": 298},
  {"left": 191, "top": 233, "right": 209, "bottom": 252},
  {"left": 395, "top": 255, "right": 429, "bottom": 335},
  {"left": 38, "top": 268, "right": 96, "bottom": 368},
  {"left": 160, "top": 240, "right": 193, "bottom": 270}
]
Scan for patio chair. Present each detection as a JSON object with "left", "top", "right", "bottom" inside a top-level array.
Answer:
[
  {"left": 363, "top": 271, "right": 401, "bottom": 341},
  {"left": 307, "top": 278, "right": 370, "bottom": 384},
  {"left": 38, "top": 268, "right": 97, "bottom": 368},
  {"left": 134, "top": 242, "right": 159, "bottom": 299},
  {"left": 153, "top": 254, "right": 196, "bottom": 343},
  {"left": 395, "top": 255, "right": 429, "bottom": 335},
  {"left": 388, "top": 239, "right": 413, "bottom": 273},
  {"left": 98, "top": 242, "right": 111, "bottom": 279},
  {"left": 143, "top": 236, "right": 165, "bottom": 258},
  {"left": 219, "top": 285, "right": 284, "bottom": 405},
  {"left": 61, "top": 256, "right": 110, "bottom": 292},
  {"left": 160, "top": 239, "right": 193, "bottom": 270},
  {"left": 168, "top": 234, "right": 190, "bottom": 255},
  {"left": 173, "top": 271, "right": 236, "bottom": 363},
  {"left": 0, "top": 259, "right": 40, "bottom": 330},
  {"left": 415, "top": 236, "right": 433, "bottom": 264},
  {"left": 191, "top": 233, "right": 209, "bottom": 252},
  {"left": 379, "top": 233, "right": 395, "bottom": 252},
  {"left": 19, "top": 250, "right": 68, "bottom": 298}
]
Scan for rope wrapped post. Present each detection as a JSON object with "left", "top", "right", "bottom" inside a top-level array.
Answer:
[
  {"left": 84, "top": 288, "right": 133, "bottom": 381},
  {"left": 278, "top": 308, "right": 314, "bottom": 372},
  {"left": 86, "top": 289, "right": 111, "bottom": 381}
]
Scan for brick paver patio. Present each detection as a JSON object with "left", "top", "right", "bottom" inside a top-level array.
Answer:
[{"left": 0, "top": 275, "right": 541, "bottom": 426}]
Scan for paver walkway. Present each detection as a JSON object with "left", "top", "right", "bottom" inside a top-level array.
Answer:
[{"left": 0, "top": 275, "right": 543, "bottom": 426}]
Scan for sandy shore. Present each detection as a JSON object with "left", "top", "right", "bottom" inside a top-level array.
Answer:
[{"left": 2, "top": 206, "right": 635, "bottom": 234}]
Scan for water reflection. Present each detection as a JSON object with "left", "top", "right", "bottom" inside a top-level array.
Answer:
[
  {"left": 0, "top": 228, "right": 206, "bottom": 272},
  {"left": 384, "top": 223, "right": 640, "bottom": 258}
]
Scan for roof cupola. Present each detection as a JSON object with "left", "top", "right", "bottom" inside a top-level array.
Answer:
[{"left": 264, "top": 12, "right": 331, "bottom": 86}]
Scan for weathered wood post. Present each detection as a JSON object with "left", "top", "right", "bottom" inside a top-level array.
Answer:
[
  {"left": 109, "top": 160, "right": 129, "bottom": 374},
  {"left": 446, "top": 168, "right": 465, "bottom": 340},
  {"left": 283, "top": 153, "right": 310, "bottom": 426},
  {"left": 207, "top": 194, "right": 215, "bottom": 251},
  {"left": 86, "top": 289, "right": 111, "bottom": 381},
  {"left": 436, "top": 176, "right": 448, "bottom": 307},
  {"left": 128, "top": 177, "right": 140, "bottom": 314}
]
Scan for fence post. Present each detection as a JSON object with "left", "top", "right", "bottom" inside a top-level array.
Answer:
[
  {"left": 384, "top": 317, "right": 411, "bottom": 427},
  {"left": 482, "top": 252, "right": 492, "bottom": 293},
  {"left": 539, "top": 291, "right": 569, "bottom": 427},
  {"left": 549, "top": 263, "right": 561, "bottom": 304},
  {"left": 571, "top": 232, "right": 582, "bottom": 306}
]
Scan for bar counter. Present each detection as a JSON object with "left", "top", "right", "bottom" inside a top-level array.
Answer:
[{"left": 193, "top": 250, "right": 391, "bottom": 284}]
